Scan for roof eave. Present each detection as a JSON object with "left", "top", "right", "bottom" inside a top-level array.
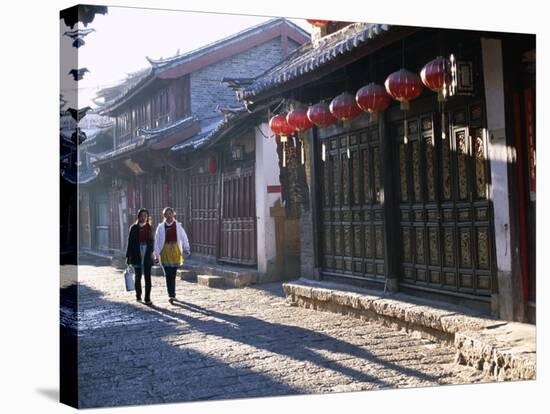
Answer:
[
  {"left": 241, "top": 25, "right": 420, "bottom": 109},
  {"left": 98, "top": 73, "right": 156, "bottom": 117}
]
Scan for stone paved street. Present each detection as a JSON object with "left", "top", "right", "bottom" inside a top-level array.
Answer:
[{"left": 75, "top": 258, "right": 489, "bottom": 408}]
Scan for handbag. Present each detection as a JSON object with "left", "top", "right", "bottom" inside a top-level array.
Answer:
[{"left": 124, "top": 265, "right": 135, "bottom": 291}]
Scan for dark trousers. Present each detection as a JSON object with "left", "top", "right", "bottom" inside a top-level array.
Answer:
[
  {"left": 163, "top": 266, "right": 178, "bottom": 298},
  {"left": 135, "top": 265, "right": 152, "bottom": 302}
]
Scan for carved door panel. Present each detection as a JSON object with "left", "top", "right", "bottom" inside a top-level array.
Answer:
[
  {"left": 319, "top": 125, "right": 385, "bottom": 281},
  {"left": 219, "top": 165, "right": 257, "bottom": 265},
  {"left": 394, "top": 103, "right": 493, "bottom": 298},
  {"left": 189, "top": 173, "right": 219, "bottom": 258}
]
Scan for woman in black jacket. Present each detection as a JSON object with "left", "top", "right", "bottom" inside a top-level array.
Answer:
[{"left": 126, "top": 208, "right": 155, "bottom": 305}]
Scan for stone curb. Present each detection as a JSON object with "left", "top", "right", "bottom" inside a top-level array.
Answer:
[
  {"left": 184, "top": 263, "right": 259, "bottom": 288},
  {"left": 282, "top": 279, "right": 536, "bottom": 381},
  {"left": 178, "top": 269, "right": 197, "bottom": 281},
  {"left": 197, "top": 274, "right": 225, "bottom": 288}
]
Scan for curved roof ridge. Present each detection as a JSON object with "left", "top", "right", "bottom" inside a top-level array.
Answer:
[
  {"left": 238, "top": 22, "right": 392, "bottom": 101},
  {"left": 147, "top": 17, "right": 302, "bottom": 68}
]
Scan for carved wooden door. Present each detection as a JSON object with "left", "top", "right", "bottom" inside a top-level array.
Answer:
[
  {"left": 394, "top": 102, "right": 494, "bottom": 298},
  {"left": 319, "top": 125, "right": 386, "bottom": 281},
  {"left": 219, "top": 165, "right": 257, "bottom": 265},
  {"left": 189, "top": 173, "right": 219, "bottom": 258}
]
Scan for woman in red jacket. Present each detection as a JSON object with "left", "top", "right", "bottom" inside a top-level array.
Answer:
[{"left": 126, "top": 208, "right": 155, "bottom": 305}]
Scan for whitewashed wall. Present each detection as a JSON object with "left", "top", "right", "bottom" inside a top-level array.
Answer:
[{"left": 255, "top": 122, "right": 282, "bottom": 276}]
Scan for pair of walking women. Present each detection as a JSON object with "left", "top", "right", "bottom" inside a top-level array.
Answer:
[{"left": 125, "top": 207, "right": 190, "bottom": 305}]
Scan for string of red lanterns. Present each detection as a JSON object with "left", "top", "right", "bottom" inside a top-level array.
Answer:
[{"left": 268, "top": 55, "right": 453, "bottom": 165}]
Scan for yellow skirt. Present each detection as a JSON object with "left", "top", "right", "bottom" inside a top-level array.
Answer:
[{"left": 160, "top": 242, "right": 183, "bottom": 267}]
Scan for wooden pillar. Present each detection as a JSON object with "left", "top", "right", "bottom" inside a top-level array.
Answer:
[
  {"left": 481, "top": 37, "right": 520, "bottom": 321},
  {"left": 310, "top": 127, "right": 322, "bottom": 280}
]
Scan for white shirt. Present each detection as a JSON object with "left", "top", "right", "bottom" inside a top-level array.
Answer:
[{"left": 153, "top": 220, "right": 190, "bottom": 260}]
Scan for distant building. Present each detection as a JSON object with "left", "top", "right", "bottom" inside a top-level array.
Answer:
[
  {"left": 76, "top": 111, "right": 114, "bottom": 251},
  {"left": 83, "top": 18, "right": 309, "bottom": 277}
]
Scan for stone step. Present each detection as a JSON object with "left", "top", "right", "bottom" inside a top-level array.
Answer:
[
  {"left": 178, "top": 269, "right": 196, "bottom": 281},
  {"left": 283, "top": 278, "right": 536, "bottom": 381},
  {"left": 197, "top": 274, "right": 225, "bottom": 288},
  {"left": 184, "top": 263, "right": 258, "bottom": 288}
]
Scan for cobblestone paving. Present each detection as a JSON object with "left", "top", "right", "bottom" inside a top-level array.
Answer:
[{"left": 75, "top": 260, "right": 489, "bottom": 408}]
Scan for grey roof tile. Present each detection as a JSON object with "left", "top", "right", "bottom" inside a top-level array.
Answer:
[{"left": 237, "top": 23, "right": 391, "bottom": 101}]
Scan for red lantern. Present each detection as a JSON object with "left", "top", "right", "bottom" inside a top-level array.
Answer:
[
  {"left": 269, "top": 113, "right": 295, "bottom": 168},
  {"left": 207, "top": 157, "right": 217, "bottom": 174},
  {"left": 269, "top": 114, "right": 295, "bottom": 140},
  {"left": 287, "top": 107, "right": 312, "bottom": 166},
  {"left": 384, "top": 69, "right": 423, "bottom": 110},
  {"left": 356, "top": 82, "right": 392, "bottom": 121},
  {"left": 329, "top": 92, "right": 362, "bottom": 127},
  {"left": 307, "top": 101, "right": 337, "bottom": 128},
  {"left": 421, "top": 56, "right": 452, "bottom": 141},
  {"left": 420, "top": 56, "right": 451, "bottom": 101},
  {"left": 306, "top": 19, "right": 329, "bottom": 27},
  {"left": 287, "top": 107, "right": 313, "bottom": 131}
]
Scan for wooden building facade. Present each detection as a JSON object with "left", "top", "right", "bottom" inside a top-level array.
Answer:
[
  {"left": 86, "top": 18, "right": 309, "bottom": 270},
  {"left": 233, "top": 23, "right": 535, "bottom": 322}
]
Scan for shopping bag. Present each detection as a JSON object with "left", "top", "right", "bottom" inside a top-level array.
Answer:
[{"left": 124, "top": 265, "right": 135, "bottom": 291}]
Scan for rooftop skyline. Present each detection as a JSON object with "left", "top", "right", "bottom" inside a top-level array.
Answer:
[{"left": 60, "top": 6, "right": 312, "bottom": 110}]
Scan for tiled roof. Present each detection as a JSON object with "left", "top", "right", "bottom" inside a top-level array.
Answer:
[
  {"left": 171, "top": 108, "right": 249, "bottom": 152},
  {"left": 91, "top": 115, "right": 200, "bottom": 162},
  {"left": 97, "top": 69, "right": 155, "bottom": 115},
  {"left": 137, "top": 115, "right": 199, "bottom": 140},
  {"left": 97, "top": 18, "right": 309, "bottom": 115},
  {"left": 147, "top": 18, "right": 309, "bottom": 72},
  {"left": 78, "top": 125, "right": 113, "bottom": 149},
  {"left": 77, "top": 167, "right": 100, "bottom": 184},
  {"left": 93, "top": 139, "right": 147, "bottom": 162},
  {"left": 237, "top": 23, "right": 392, "bottom": 101}
]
